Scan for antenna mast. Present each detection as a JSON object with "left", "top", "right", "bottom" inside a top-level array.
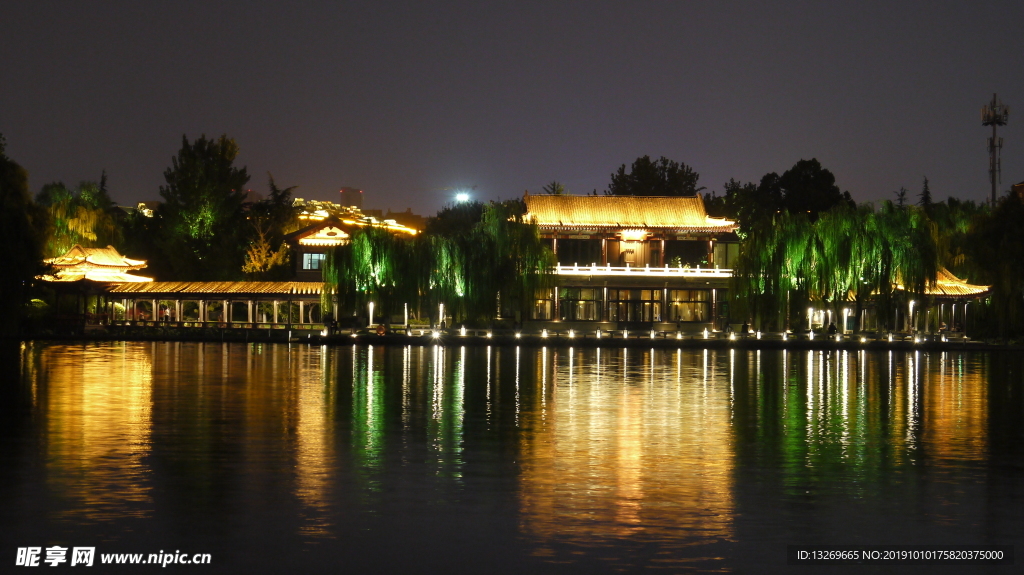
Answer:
[{"left": 982, "top": 93, "right": 1009, "bottom": 205}]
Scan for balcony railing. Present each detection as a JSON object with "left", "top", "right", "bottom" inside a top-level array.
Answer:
[{"left": 553, "top": 263, "right": 733, "bottom": 278}]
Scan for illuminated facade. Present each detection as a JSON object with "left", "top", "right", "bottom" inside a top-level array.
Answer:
[
  {"left": 285, "top": 215, "right": 418, "bottom": 281},
  {"left": 42, "top": 244, "right": 153, "bottom": 284},
  {"left": 523, "top": 193, "right": 739, "bottom": 330}
]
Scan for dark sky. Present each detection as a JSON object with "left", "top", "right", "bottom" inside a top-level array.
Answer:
[{"left": 3, "top": 1, "right": 1022, "bottom": 215}]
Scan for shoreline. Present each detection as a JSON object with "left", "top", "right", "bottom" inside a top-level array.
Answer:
[{"left": 13, "top": 326, "right": 1021, "bottom": 351}]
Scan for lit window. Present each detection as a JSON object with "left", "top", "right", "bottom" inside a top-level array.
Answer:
[{"left": 302, "top": 253, "right": 326, "bottom": 270}]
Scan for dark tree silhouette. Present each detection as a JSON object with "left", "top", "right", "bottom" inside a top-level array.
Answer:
[{"left": 606, "top": 156, "right": 704, "bottom": 197}]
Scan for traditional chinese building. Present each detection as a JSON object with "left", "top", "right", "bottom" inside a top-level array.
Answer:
[
  {"left": 285, "top": 214, "right": 419, "bottom": 281},
  {"left": 523, "top": 193, "right": 739, "bottom": 331},
  {"left": 42, "top": 244, "right": 153, "bottom": 284},
  {"left": 37, "top": 245, "right": 153, "bottom": 327}
]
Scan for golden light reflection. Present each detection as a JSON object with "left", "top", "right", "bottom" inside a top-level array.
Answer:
[
  {"left": 518, "top": 348, "right": 734, "bottom": 562},
  {"left": 294, "top": 344, "right": 336, "bottom": 538},
  {"left": 41, "top": 343, "right": 153, "bottom": 522},
  {"left": 922, "top": 352, "right": 987, "bottom": 462}
]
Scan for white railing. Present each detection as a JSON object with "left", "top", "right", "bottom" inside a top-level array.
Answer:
[{"left": 553, "top": 263, "right": 733, "bottom": 278}]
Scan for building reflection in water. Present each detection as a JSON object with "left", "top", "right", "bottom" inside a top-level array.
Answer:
[
  {"left": 516, "top": 347, "right": 736, "bottom": 564},
  {"left": 20, "top": 341, "right": 1000, "bottom": 564},
  {"left": 35, "top": 342, "right": 154, "bottom": 523},
  {"left": 294, "top": 344, "right": 336, "bottom": 538}
]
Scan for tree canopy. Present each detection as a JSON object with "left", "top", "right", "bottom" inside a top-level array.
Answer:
[
  {"left": 35, "top": 178, "right": 120, "bottom": 257},
  {"left": 607, "top": 156, "right": 703, "bottom": 197},
  {"left": 157, "top": 134, "right": 250, "bottom": 280},
  {"left": 0, "top": 134, "right": 46, "bottom": 336}
]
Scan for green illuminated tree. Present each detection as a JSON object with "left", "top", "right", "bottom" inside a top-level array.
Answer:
[
  {"left": 731, "top": 201, "right": 937, "bottom": 332},
  {"left": 158, "top": 134, "right": 250, "bottom": 279},
  {"left": 323, "top": 199, "right": 553, "bottom": 326},
  {"left": 35, "top": 178, "right": 120, "bottom": 257}
]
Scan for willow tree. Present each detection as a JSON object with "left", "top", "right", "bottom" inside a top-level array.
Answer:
[
  {"left": 428, "top": 200, "right": 554, "bottom": 324},
  {"left": 731, "top": 211, "right": 813, "bottom": 331},
  {"left": 861, "top": 202, "right": 937, "bottom": 330},
  {"left": 477, "top": 199, "right": 555, "bottom": 321},
  {"left": 732, "top": 201, "right": 938, "bottom": 332},
  {"left": 35, "top": 180, "right": 120, "bottom": 258},
  {"left": 322, "top": 226, "right": 424, "bottom": 324}
]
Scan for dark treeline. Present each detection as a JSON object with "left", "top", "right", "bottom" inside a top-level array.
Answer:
[{"left": 3, "top": 133, "right": 1024, "bottom": 338}]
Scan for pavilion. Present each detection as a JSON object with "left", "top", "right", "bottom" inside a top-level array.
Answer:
[{"left": 522, "top": 193, "right": 739, "bottom": 331}]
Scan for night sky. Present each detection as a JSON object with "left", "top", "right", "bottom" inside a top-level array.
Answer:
[{"left": 3, "top": 1, "right": 1022, "bottom": 215}]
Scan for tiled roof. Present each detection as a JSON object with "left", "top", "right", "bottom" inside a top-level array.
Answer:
[
  {"left": 929, "top": 268, "right": 990, "bottom": 297},
  {"left": 39, "top": 270, "right": 153, "bottom": 283},
  {"left": 523, "top": 193, "right": 737, "bottom": 232},
  {"left": 46, "top": 245, "right": 147, "bottom": 270},
  {"left": 895, "top": 268, "right": 990, "bottom": 298},
  {"left": 108, "top": 281, "right": 325, "bottom": 296}
]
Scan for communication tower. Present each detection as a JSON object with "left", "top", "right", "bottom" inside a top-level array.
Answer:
[{"left": 982, "top": 93, "right": 1009, "bottom": 205}]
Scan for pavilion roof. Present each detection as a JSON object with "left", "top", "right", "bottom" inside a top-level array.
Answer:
[
  {"left": 927, "top": 268, "right": 990, "bottom": 298},
  {"left": 523, "top": 193, "right": 737, "bottom": 233},
  {"left": 41, "top": 245, "right": 152, "bottom": 283},
  {"left": 47, "top": 245, "right": 147, "bottom": 270},
  {"left": 108, "top": 281, "right": 325, "bottom": 296},
  {"left": 895, "top": 268, "right": 990, "bottom": 299}
]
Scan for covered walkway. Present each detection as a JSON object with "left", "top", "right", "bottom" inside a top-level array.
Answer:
[{"left": 106, "top": 281, "right": 331, "bottom": 329}]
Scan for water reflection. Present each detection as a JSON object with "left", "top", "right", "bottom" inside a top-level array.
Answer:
[
  {"left": 7, "top": 342, "right": 1019, "bottom": 572},
  {"left": 38, "top": 342, "right": 154, "bottom": 523},
  {"left": 517, "top": 348, "right": 735, "bottom": 567}
]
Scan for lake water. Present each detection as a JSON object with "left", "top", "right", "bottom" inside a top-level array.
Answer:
[{"left": 1, "top": 341, "right": 1021, "bottom": 573}]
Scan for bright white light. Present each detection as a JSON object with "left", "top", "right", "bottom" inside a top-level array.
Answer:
[
  {"left": 756, "top": 331, "right": 762, "bottom": 339},
  {"left": 650, "top": 330, "right": 656, "bottom": 339},
  {"left": 835, "top": 334, "right": 841, "bottom": 342},
  {"left": 623, "top": 330, "right": 628, "bottom": 339},
  {"left": 860, "top": 337, "right": 866, "bottom": 343},
  {"left": 455, "top": 192, "right": 470, "bottom": 202},
  {"left": 432, "top": 330, "right": 440, "bottom": 339},
  {"left": 676, "top": 332, "right": 682, "bottom": 339},
  {"left": 568, "top": 329, "right": 575, "bottom": 338},
  {"left": 460, "top": 326, "right": 466, "bottom": 336},
  {"left": 541, "top": 329, "right": 548, "bottom": 338},
  {"left": 515, "top": 332, "right": 521, "bottom": 339},
  {"left": 703, "top": 328, "right": 709, "bottom": 339},
  {"left": 729, "top": 333, "right": 736, "bottom": 340},
  {"left": 783, "top": 332, "right": 788, "bottom": 341},
  {"left": 914, "top": 336, "right": 920, "bottom": 344},
  {"left": 596, "top": 329, "right": 602, "bottom": 339},
  {"left": 809, "top": 330, "right": 815, "bottom": 340},
  {"left": 486, "top": 331, "right": 492, "bottom": 338}
]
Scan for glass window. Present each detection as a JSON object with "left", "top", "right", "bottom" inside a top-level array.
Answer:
[
  {"left": 608, "top": 289, "right": 661, "bottom": 322},
  {"left": 668, "top": 289, "right": 710, "bottom": 322},
  {"left": 531, "top": 288, "right": 556, "bottom": 320},
  {"left": 556, "top": 239, "right": 602, "bottom": 267},
  {"left": 559, "top": 287, "right": 602, "bottom": 321},
  {"left": 302, "top": 253, "right": 326, "bottom": 270}
]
